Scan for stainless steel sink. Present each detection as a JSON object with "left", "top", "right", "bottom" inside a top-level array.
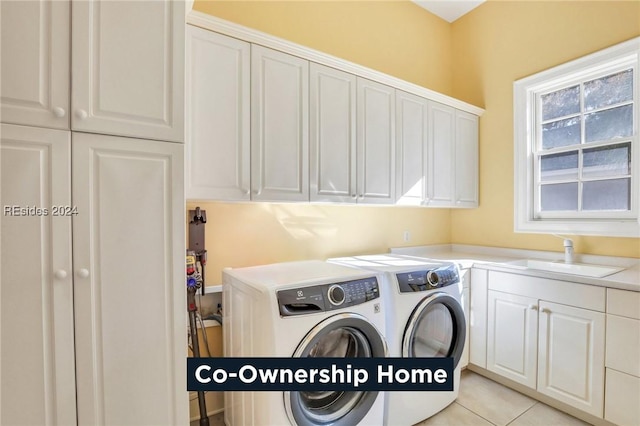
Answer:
[{"left": 507, "top": 259, "right": 624, "bottom": 278}]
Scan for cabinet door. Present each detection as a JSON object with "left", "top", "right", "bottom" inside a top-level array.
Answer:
[
  {"left": 455, "top": 110, "right": 479, "bottom": 207},
  {"left": 461, "top": 286, "right": 470, "bottom": 369},
  {"left": 469, "top": 268, "right": 488, "bottom": 368},
  {"left": 71, "top": 0, "right": 185, "bottom": 142},
  {"left": 310, "top": 63, "right": 356, "bottom": 203},
  {"left": 356, "top": 77, "right": 396, "bottom": 204},
  {"left": 251, "top": 45, "right": 309, "bottom": 201},
  {"left": 186, "top": 26, "right": 250, "bottom": 200},
  {"left": 538, "top": 301, "right": 605, "bottom": 417},
  {"left": 1, "top": 124, "right": 76, "bottom": 425},
  {"left": 396, "top": 90, "right": 428, "bottom": 206},
  {"left": 0, "top": 1, "right": 70, "bottom": 129},
  {"left": 487, "top": 290, "right": 538, "bottom": 388},
  {"left": 72, "top": 133, "right": 187, "bottom": 425},
  {"left": 427, "top": 102, "right": 455, "bottom": 206},
  {"left": 605, "top": 369, "right": 640, "bottom": 426}
]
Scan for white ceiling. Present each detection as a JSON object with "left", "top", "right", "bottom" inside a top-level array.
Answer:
[{"left": 412, "top": 0, "right": 486, "bottom": 23}]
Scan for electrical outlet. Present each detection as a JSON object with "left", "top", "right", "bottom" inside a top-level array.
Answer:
[{"left": 403, "top": 230, "right": 411, "bottom": 242}]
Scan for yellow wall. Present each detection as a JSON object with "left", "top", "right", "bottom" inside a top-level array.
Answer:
[
  {"left": 193, "top": 0, "right": 453, "bottom": 95},
  {"left": 451, "top": 0, "right": 640, "bottom": 258},
  {"left": 187, "top": 202, "right": 451, "bottom": 284}
]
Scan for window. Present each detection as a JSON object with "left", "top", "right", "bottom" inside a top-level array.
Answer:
[{"left": 514, "top": 37, "right": 639, "bottom": 237}]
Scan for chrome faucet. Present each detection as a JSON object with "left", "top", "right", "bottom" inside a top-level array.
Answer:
[{"left": 563, "top": 238, "right": 574, "bottom": 264}]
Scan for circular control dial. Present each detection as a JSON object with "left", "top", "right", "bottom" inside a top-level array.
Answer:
[
  {"left": 328, "top": 284, "right": 346, "bottom": 306},
  {"left": 426, "top": 271, "right": 440, "bottom": 287}
]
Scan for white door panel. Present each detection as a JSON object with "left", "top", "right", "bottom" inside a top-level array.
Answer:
[
  {"left": 1, "top": 124, "right": 76, "bottom": 426},
  {"left": 0, "top": 1, "right": 70, "bottom": 129}
]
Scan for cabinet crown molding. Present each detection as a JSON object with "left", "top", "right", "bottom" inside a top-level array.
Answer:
[{"left": 187, "top": 11, "right": 484, "bottom": 117}]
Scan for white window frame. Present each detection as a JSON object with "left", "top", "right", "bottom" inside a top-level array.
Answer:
[{"left": 514, "top": 37, "right": 640, "bottom": 238}]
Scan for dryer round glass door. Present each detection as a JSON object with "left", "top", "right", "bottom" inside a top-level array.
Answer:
[
  {"left": 285, "top": 313, "right": 386, "bottom": 426},
  {"left": 402, "top": 292, "right": 466, "bottom": 368}
]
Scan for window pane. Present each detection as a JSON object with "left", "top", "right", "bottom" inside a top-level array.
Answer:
[
  {"left": 585, "top": 104, "right": 633, "bottom": 142},
  {"left": 583, "top": 143, "right": 631, "bottom": 178},
  {"left": 540, "top": 151, "right": 579, "bottom": 181},
  {"left": 540, "top": 183, "right": 578, "bottom": 211},
  {"left": 541, "top": 85, "right": 580, "bottom": 121},
  {"left": 584, "top": 69, "right": 633, "bottom": 111},
  {"left": 542, "top": 117, "right": 581, "bottom": 149},
  {"left": 583, "top": 178, "right": 630, "bottom": 211}
]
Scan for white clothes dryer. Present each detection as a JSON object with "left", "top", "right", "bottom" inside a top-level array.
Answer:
[
  {"left": 222, "top": 260, "right": 388, "bottom": 426},
  {"left": 328, "top": 254, "right": 466, "bottom": 426}
]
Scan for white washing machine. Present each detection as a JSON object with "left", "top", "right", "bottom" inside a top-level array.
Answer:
[
  {"left": 222, "top": 260, "right": 388, "bottom": 426},
  {"left": 328, "top": 254, "right": 466, "bottom": 426}
]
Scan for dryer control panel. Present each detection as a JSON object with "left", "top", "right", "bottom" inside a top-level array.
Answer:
[
  {"left": 277, "top": 277, "right": 380, "bottom": 317},
  {"left": 396, "top": 264, "right": 459, "bottom": 293}
]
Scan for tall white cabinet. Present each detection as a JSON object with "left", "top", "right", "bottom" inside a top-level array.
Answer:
[
  {"left": 71, "top": 0, "right": 185, "bottom": 142},
  {"left": 1, "top": 125, "right": 187, "bottom": 426},
  {"left": 72, "top": 133, "right": 186, "bottom": 425},
  {"left": 0, "top": 0, "right": 70, "bottom": 129},
  {"left": 1, "top": 124, "right": 76, "bottom": 426},
  {"left": 1, "top": 1, "right": 187, "bottom": 424}
]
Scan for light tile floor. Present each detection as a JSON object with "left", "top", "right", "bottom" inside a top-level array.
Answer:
[
  {"left": 191, "top": 370, "right": 591, "bottom": 426},
  {"left": 414, "top": 370, "right": 591, "bottom": 426}
]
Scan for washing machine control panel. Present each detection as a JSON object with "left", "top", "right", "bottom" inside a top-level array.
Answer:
[
  {"left": 277, "top": 277, "right": 380, "bottom": 317},
  {"left": 396, "top": 264, "right": 459, "bottom": 293}
]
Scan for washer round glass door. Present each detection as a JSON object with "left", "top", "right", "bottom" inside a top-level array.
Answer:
[
  {"left": 285, "top": 313, "right": 386, "bottom": 426},
  {"left": 402, "top": 292, "right": 466, "bottom": 368}
]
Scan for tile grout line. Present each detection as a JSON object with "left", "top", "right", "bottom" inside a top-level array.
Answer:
[
  {"left": 504, "top": 401, "right": 539, "bottom": 426},
  {"left": 452, "top": 401, "right": 500, "bottom": 426}
]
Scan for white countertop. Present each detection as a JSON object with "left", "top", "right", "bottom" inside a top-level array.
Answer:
[{"left": 391, "top": 244, "right": 640, "bottom": 292}]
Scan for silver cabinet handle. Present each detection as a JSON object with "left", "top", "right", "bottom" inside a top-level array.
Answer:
[
  {"left": 541, "top": 308, "right": 551, "bottom": 314},
  {"left": 77, "top": 268, "right": 90, "bottom": 279},
  {"left": 53, "top": 107, "right": 66, "bottom": 118},
  {"left": 529, "top": 304, "right": 538, "bottom": 311},
  {"left": 54, "top": 269, "right": 68, "bottom": 280},
  {"left": 75, "top": 109, "right": 88, "bottom": 120}
]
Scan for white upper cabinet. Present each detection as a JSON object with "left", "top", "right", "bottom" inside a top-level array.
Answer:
[
  {"left": 0, "top": 1, "right": 70, "bottom": 129},
  {"left": 251, "top": 45, "right": 309, "bottom": 202},
  {"left": 427, "top": 102, "right": 456, "bottom": 206},
  {"left": 396, "top": 90, "right": 429, "bottom": 206},
  {"left": 1, "top": 124, "right": 76, "bottom": 426},
  {"left": 310, "top": 63, "right": 357, "bottom": 203},
  {"left": 356, "top": 77, "right": 396, "bottom": 204},
  {"left": 71, "top": 0, "right": 185, "bottom": 142},
  {"left": 455, "top": 110, "right": 479, "bottom": 207},
  {"left": 186, "top": 25, "right": 250, "bottom": 200},
  {"left": 426, "top": 102, "right": 479, "bottom": 208}
]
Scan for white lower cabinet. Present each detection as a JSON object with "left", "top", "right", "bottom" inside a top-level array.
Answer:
[
  {"left": 537, "top": 301, "right": 605, "bottom": 417},
  {"left": 605, "top": 288, "right": 640, "bottom": 425},
  {"left": 1, "top": 124, "right": 188, "bottom": 425},
  {"left": 469, "top": 267, "right": 488, "bottom": 368},
  {"left": 460, "top": 269, "right": 471, "bottom": 369},
  {"left": 487, "top": 290, "right": 538, "bottom": 388},
  {"left": 485, "top": 271, "right": 606, "bottom": 419}
]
